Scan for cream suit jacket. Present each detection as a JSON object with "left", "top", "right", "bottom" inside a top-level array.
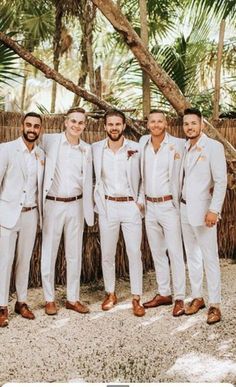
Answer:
[
  {"left": 180, "top": 133, "right": 227, "bottom": 226},
  {"left": 92, "top": 138, "right": 142, "bottom": 216},
  {"left": 41, "top": 133, "right": 94, "bottom": 226},
  {"left": 139, "top": 133, "right": 185, "bottom": 208},
  {"left": 0, "top": 137, "right": 44, "bottom": 229}
]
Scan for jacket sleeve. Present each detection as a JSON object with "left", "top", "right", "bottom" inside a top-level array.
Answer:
[{"left": 209, "top": 141, "right": 227, "bottom": 214}]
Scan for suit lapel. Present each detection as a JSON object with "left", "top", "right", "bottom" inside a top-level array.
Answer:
[
  {"left": 16, "top": 138, "right": 27, "bottom": 180},
  {"left": 188, "top": 134, "right": 207, "bottom": 174}
]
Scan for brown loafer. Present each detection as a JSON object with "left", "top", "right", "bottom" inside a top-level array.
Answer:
[
  {"left": 101, "top": 293, "right": 118, "bottom": 311},
  {"left": 173, "top": 300, "right": 185, "bottom": 317},
  {"left": 0, "top": 307, "right": 8, "bottom": 328},
  {"left": 66, "top": 300, "right": 90, "bottom": 314},
  {"left": 207, "top": 307, "right": 221, "bottom": 325},
  {"left": 45, "top": 302, "right": 57, "bottom": 315},
  {"left": 185, "top": 298, "right": 205, "bottom": 315},
  {"left": 132, "top": 299, "right": 145, "bottom": 317},
  {"left": 143, "top": 294, "right": 172, "bottom": 309},
  {"left": 15, "top": 302, "right": 35, "bottom": 320}
]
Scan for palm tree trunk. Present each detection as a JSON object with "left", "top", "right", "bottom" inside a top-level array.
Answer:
[
  {"left": 20, "top": 61, "right": 28, "bottom": 111},
  {"left": 51, "top": 0, "right": 63, "bottom": 113},
  {"left": 139, "top": 0, "right": 150, "bottom": 118},
  {"left": 213, "top": 19, "right": 226, "bottom": 120}
]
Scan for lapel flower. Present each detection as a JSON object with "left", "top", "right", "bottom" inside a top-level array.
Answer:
[
  {"left": 196, "top": 146, "right": 202, "bottom": 152},
  {"left": 174, "top": 152, "right": 180, "bottom": 160},
  {"left": 40, "top": 159, "right": 45, "bottom": 166},
  {"left": 127, "top": 149, "right": 138, "bottom": 160}
]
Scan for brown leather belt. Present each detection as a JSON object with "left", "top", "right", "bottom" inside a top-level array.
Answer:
[
  {"left": 105, "top": 195, "right": 134, "bottom": 202},
  {"left": 46, "top": 194, "right": 83, "bottom": 202},
  {"left": 146, "top": 195, "right": 173, "bottom": 203},
  {"left": 22, "top": 206, "right": 37, "bottom": 212},
  {"left": 181, "top": 198, "right": 186, "bottom": 204}
]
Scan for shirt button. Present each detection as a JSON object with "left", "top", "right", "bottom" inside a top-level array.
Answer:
[
  {"left": 20, "top": 203, "right": 23, "bottom": 206},
  {"left": 23, "top": 190, "right": 26, "bottom": 193}
]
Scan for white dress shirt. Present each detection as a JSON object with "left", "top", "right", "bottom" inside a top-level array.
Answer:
[
  {"left": 20, "top": 137, "right": 37, "bottom": 207},
  {"left": 49, "top": 133, "right": 83, "bottom": 197},
  {"left": 102, "top": 139, "right": 132, "bottom": 197},
  {"left": 144, "top": 133, "right": 171, "bottom": 197}
]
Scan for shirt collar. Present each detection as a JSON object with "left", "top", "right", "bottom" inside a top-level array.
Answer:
[
  {"left": 20, "top": 136, "right": 36, "bottom": 154},
  {"left": 104, "top": 137, "right": 128, "bottom": 150},
  {"left": 62, "top": 132, "right": 81, "bottom": 149},
  {"left": 185, "top": 133, "right": 205, "bottom": 151},
  {"left": 148, "top": 132, "right": 169, "bottom": 148}
]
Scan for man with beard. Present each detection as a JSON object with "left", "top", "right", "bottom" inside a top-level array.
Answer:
[
  {"left": 0, "top": 112, "right": 44, "bottom": 327},
  {"left": 92, "top": 110, "right": 145, "bottom": 317},
  {"left": 139, "top": 110, "right": 186, "bottom": 317},
  {"left": 41, "top": 108, "right": 94, "bottom": 315},
  {"left": 180, "top": 108, "right": 227, "bottom": 324}
]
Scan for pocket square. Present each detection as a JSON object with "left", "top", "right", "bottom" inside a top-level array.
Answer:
[{"left": 174, "top": 152, "right": 180, "bottom": 160}]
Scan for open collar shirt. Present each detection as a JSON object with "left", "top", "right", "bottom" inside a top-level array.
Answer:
[{"left": 20, "top": 137, "right": 37, "bottom": 207}]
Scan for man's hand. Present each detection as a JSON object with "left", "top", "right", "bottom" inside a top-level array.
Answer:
[{"left": 205, "top": 211, "right": 218, "bottom": 227}]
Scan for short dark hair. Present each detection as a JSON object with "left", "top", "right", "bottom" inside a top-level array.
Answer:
[
  {"left": 66, "top": 107, "right": 86, "bottom": 116},
  {"left": 22, "top": 112, "right": 42, "bottom": 124},
  {"left": 184, "top": 108, "right": 202, "bottom": 119},
  {"left": 104, "top": 109, "right": 126, "bottom": 124},
  {"left": 149, "top": 109, "right": 166, "bottom": 119}
]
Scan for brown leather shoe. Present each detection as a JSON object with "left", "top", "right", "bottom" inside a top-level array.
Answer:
[
  {"left": 101, "top": 293, "right": 118, "bottom": 311},
  {"left": 45, "top": 302, "right": 57, "bottom": 315},
  {"left": 185, "top": 298, "right": 205, "bottom": 315},
  {"left": 132, "top": 299, "right": 145, "bottom": 317},
  {"left": 66, "top": 300, "right": 90, "bottom": 314},
  {"left": 143, "top": 294, "right": 172, "bottom": 308},
  {"left": 0, "top": 307, "right": 8, "bottom": 328},
  {"left": 15, "top": 302, "right": 35, "bottom": 320},
  {"left": 173, "top": 300, "right": 185, "bottom": 317},
  {"left": 207, "top": 306, "right": 221, "bottom": 324}
]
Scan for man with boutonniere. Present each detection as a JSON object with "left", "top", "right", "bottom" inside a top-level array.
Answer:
[
  {"left": 139, "top": 109, "right": 186, "bottom": 317},
  {"left": 180, "top": 108, "right": 227, "bottom": 324},
  {"left": 92, "top": 109, "right": 145, "bottom": 317},
  {"left": 41, "top": 108, "right": 94, "bottom": 316},
  {"left": 0, "top": 112, "right": 44, "bottom": 327}
]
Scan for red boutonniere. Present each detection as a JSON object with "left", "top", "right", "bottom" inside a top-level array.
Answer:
[{"left": 127, "top": 149, "right": 138, "bottom": 160}]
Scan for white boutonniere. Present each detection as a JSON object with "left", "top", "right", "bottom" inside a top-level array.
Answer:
[{"left": 127, "top": 149, "right": 138, "bottom": 160}]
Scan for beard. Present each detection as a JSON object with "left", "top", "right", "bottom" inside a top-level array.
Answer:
[
  {"left": 22, "top": 130, "right": 40, "bottom": 143},
  {"left": 107, "top": 131, "right": 123, "bottom": 142}
]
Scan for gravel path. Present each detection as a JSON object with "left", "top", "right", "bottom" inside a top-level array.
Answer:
[{"left": 0, "top": 259, "right": 236, "bottom": 385}]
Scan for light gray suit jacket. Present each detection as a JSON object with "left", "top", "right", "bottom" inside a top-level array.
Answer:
[
  {"left": 41, "top": 133, "right": 94, "bottom": 227},
  {"left": 139, "top": 133, "right": 185, "bottom": 209},
  {"left": 92, "top": 138, "right": 142, "bottom": 216},
  {"left": 0, "top": 137, "right": 45, "bottom": 229},
  {"left": 180, "top": 133, "right": 227, "bottom": 226}
]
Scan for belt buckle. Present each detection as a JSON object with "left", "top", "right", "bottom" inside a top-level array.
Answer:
[{"left": 159, "top": 197, "right": 164, "bottom": 202}]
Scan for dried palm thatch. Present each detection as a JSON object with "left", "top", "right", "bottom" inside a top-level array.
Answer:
[{"left": 1, "top": 111, "right": 235, "bottom": 293}]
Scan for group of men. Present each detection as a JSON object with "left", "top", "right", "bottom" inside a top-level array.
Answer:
[{"left": 0, "top": 107, "right": 227, "bottom": 328}]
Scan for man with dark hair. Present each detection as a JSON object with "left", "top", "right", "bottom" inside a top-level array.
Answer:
[
  {"left": 41, "top": 108, "right": 94, "bottom": 315},
  {"left": 0, "top": 112, "right": 44, "bottom": 327},
  {"left": 140, "top": 109, "right": 186, "bottom": 317},
  {"left": 92, "top": 109, "right": 145, "bottom": 317},
  {"left": 181, "top": 107, "right": 227, "bottom": 324}
]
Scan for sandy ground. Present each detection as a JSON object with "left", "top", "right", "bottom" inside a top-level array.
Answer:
[{"left": 0, "top": 259, "right": 236, "bottom": 385}]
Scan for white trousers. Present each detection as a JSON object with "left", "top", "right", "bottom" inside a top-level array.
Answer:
[
  {"left": 181, "top": 203, "right": 221, "bottom": 304},
  {"left": 0, "top": 209, "right": 38, "bottom": 306},
  {"left": 145, "top": 201, "right": 185, "bottom": 300},
  {"left": 41, "top": 199, "right": 84, "bottom": 302},
  {"left": 99, "top": 200, "right": 143, "bottom": 295}
]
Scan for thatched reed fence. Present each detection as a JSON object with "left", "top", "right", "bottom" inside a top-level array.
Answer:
[{"left": 0, "top": 111, "right": 235, "bottom": 290}]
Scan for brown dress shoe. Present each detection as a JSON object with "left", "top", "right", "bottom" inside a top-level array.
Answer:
[
  {"left": 132, "top": 299, "right": 145, "bottom": 317},
  {"left": 66, "top": 300, "right": 90, "bottom": 314},
  {"left": 15, "top": 302, "right": 35, "bottom": 320},
  {"left": 173, "top": 300, "right": 185, "bottom": 317},
  {"left": 45, "top": 302, "right": 57, "bottom": 315},
  {"left": 207, "top": 307, "right": 221, "bottom": 324},
  {"left": 0, "top": 307, "right": 8, "bottom": 328},
  {"left": 101, "top": 293, "right": 118, "bottom": 311},
  {"left": 143, "top": 294, "right": 172, "bottom": 309},
  {"left": 185, "top": 298, "right": 205, "bottom": 315}
]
